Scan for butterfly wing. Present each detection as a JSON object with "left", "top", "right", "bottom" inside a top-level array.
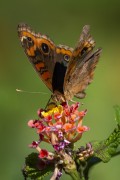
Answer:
[
  {"left": 18, "top": 23, "right": 56, "bottom": 91},
  {"left": 64, "top": 25, "right": 102, "bottom": 101},
  {"left": 18, "top": 23, "right": 73, "bottom": 95}
]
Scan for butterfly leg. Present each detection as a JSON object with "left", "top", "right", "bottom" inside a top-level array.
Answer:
[
  {"left": 44, "top": 95, "right": 58, "bottom": 111},
  {"left": 70, "top": 99, "right": 77, "bottom": 103}
]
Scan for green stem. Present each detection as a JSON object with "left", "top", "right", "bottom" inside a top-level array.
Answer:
[
  {"left": 60, "top": 151, "right": 81, "bottom": 180},
  {"left": 65, "top": 169, "right": 85, "bottom": 180}
]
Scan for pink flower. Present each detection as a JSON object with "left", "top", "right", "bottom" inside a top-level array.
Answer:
[
  {"left": 29, "top": 141, "right": 39, "bottom": 148},
  {"left": 38, "top": 149, "right": 49, "bottom": 158},
  {"left": 28, "top": 120, "right": 34, "bottom": 128},
  {"left": 44, "top": 115, "right": 52, "bottom": 122},
  {"left": 63, "top": 123, "right": 76, "bottom": 132},
  {"left": 77, "top": 126, "right": 90, "bottom": 133},
  {"left": 28, "top": 102, "right": 89, "bottom": 154},
  {"left": 37, "top": 108, "right": 44, "bottom": 117}
]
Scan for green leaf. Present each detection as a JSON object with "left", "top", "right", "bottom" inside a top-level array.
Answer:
[
  {"left": 79, "top": 106, "right": 120, "bottom": 179},
  {"left": 91, "top": 141, "right": 111, "bottom": 162},
  {"left": 22, "top": 153, "right": 54, "bottom": 179},
  {"left": 92, "top": 115, "right": 120, "bottom": 162},
  {"left": 114, "top": 105, "right": 120, "bottom": 125}
]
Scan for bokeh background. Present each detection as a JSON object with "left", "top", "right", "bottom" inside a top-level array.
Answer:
[{"left": 0, "top": 0, "right": 120, "bottom": 179}]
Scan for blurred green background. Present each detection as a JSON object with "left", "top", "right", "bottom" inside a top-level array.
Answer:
[{"left": 0, "top": 0, "right": 120, "bottom": 179}]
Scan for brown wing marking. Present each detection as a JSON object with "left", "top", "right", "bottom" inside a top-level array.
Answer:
[{"left": 64, "top": 47, "right": 102, "bottom": 101}]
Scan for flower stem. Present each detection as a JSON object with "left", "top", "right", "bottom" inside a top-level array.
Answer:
[
  {"left": 67, "top": 169, "right": 84, "bottom": 180},
  {"left": 60, "top": 151, "right": 84, "bottom": 180}
]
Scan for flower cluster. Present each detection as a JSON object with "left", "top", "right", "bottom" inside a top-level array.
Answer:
[{"left": 28, "top": 102, "right": 89, "bottom": 159}]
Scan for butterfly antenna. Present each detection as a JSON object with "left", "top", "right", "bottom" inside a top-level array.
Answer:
[{"left": 16, "top": 88, "right": 48, "bottom": 95}]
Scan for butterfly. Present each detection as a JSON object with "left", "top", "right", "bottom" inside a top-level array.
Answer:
[{"left": 18, "top": 23, "right": 102, "bottom": 102}]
